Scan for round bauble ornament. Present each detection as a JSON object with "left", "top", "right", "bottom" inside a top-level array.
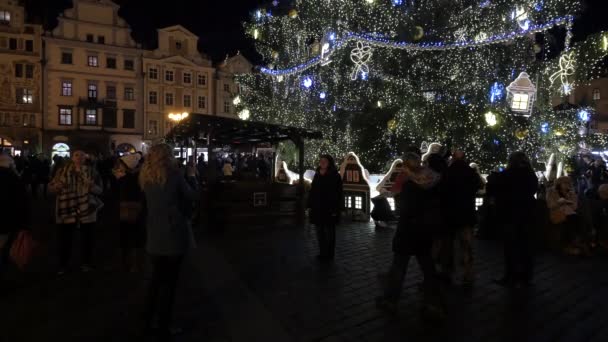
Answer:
[
  {"left": 387, "top": 119, "right": 397, "bottom": 132},
  {"left": 515, "top": 128, "right": 528, "bottom": 140},
  {"left": 272, "top": 50, "right": 279, "bottom": 59},
  {"left": 554, "top": 128, "right": 565, "bottom": 137},
  {"left": 413, "top": 26, "right": 424, "bottom": 41},
  {"left": 533, "top": 43, "right": 542, "bottom": 54},
  {"left": 288, "top": 9, "right": 298, "bottom": 18}
]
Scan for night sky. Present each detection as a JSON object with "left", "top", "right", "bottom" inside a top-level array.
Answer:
[{"left": 22, "top": 0, "right": 608, "bottom": 66}]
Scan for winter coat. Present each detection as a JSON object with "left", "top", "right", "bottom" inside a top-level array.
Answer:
[
  {"left": 143, "top": 172, "right": 198, "bottom": 256},
  {"left": 392, "top": 167, "right": 441, "bottom": 255},
  {"left": 495, "top": 167, "right": 539, "bottom": 224},
  {"left": 0, "top": 167, "right": 28, "bottom": 234},
  {"left": 307, "top": 170, "right": 343, "bottom": 226},
  {"left": 546, "top": 177, "right": 578, "bottom": 216},
  {"left": 443, "top": 160, "right": 483, "bottom": 227},
  {"left": 50, "top": 164, "right": 103, "bottom": 225}
]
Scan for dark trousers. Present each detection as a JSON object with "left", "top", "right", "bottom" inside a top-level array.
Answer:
[
  {"left": 315, "top": 224, "right": 336, "bottom": 258},
  {"left": 58, "top": 222, "right": 94, "bottom": 269},
  {"left": 384, "top": 251, "right": 441, "bottom": 304},
  {"left": 144, "top": 255, "right": 184, "bottom": 334},
  {"left": 503, "top": 223, "right": 535, "bottom": 284}
]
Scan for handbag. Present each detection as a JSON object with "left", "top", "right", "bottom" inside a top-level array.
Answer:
[
  {"left": 10, "top": 230, "right": 35, "bottom": 270},
  {"left": 120, "top": 201, "right": 143, "bottom": 223},
  {"left": 549, "top": 208, "right": 567, "bottom": 225}
]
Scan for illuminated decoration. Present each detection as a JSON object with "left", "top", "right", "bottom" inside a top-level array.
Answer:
[
  {"left": 319, "top": 92, "right": 326, "bottom": 99},
  {"left": 420, "top": 141, "right": 429, "bottom": 154},
  {"left": 454, "top": 28, "right": 467, "bottom": 43},
  {"left": 168, "top": 112, "right": 189, "bottom": 122},
  {"left": 603, "top": 35, "right": 608, "bottom": 51},
  {"left": 387, "top": 119, "right": 397, "bottom": 131},
  {"left": 554, "top": 129, "right": 565, "bottom": 137},
  {"left": 238, "top": 109, "right": 250, "bottom": 120},
  {"left": 506, "top": 72, "right": 536, "bottom": 116},
  {"left": 485, "top": 111, "right": 497, "bottom": 127},
  {"left": 541, "top": 122, "right": 549, "bottom": 134},
  {"left": 233, "top": 96, "right": 241, "bottom": 106},
  {"left": 350, "top": 42, "right": 373, "bottom": 80},
  {"left": 475, "top": 32, "right": 488, "bottom": 43},
  {"left": 515, "top": 128, "right": 528, "bottom": 140},
  {"left": 377, "top": 101, "right": 382, "bottom": 108},
  {"left": 339, "top": 152, "right": 371, "bottom": 221},
  {"left": 365, "top": 0, "right": 375, "bottom": 4},
  {"left": 288, "top": 9, "right": 298, "bottom": 18},
  {"left": 423, "top": 91, "right": 436, "bottom": 102},
  {"left": 413, "top": 26, "right": 424, "bottom": 41},
  {"left": 302, "top": 77, "right": 313, "bottom": 89},
  {"left": 549, "top": 52, "right": 575, "bottom": 95},
  {"left": 392, "top": 0, "right": 403, "bottom": 5},
  {"left": 578, "top": 109, "right": 590, "bottom": 122},
  {"left": 512, "top": 6, "right": 530, "bottom": 31},
  {"left": 489, "top": 82, "right": 505, "bottom": 103},
  {"left": 376, "top": 159, "right": 405, "bottom": 195},
  {"left": 253, "top": 29, "right": 259, "bottom": 40}
]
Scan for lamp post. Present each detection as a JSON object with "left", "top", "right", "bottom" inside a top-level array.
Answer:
[{"left": 168, "top": 112, "right": 189, "bottom": 160}]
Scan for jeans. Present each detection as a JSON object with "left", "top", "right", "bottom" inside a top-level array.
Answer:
[
  {"left": 144, "top": 255, "right": 184, "bottom": 334},
  {"left": 503, "top": 223, "right": 535, "bottom": 283},
  {"left": 440, "top": 225, "right": 475, "bottom": 282},
  {"left": 58, "top": 222, "right": 95, "bottom": 269},
  {"left": 315, "top": 224, "right": 336, "bottom": 258},
  {"left": 384, "top": 252, "right": 441, "bottom": 305}
]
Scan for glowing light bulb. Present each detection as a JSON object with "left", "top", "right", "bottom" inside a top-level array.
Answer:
[
  {"left": 485, "top": 111, "right": 497, "bottom": 127},
  {"left": 239, "top": 109, "right": 250, "bottom": 120}
]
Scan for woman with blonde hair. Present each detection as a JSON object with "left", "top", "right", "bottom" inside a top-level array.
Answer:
[{"left": 139, "top": 144, "right": 198, "bottom": 339}]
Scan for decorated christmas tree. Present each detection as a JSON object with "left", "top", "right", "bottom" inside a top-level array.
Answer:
[{"left": 235, "top": 0, "right": 608, "bottom": 172}]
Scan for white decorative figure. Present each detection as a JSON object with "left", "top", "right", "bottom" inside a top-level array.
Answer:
[
  {"left": 549, "top": 52, "right": 575, "bottom": 95},
  {"left": 376, "top": 159, "right": 405, "bottom": 195},
  {"left": 350, "top": 42, "right": 373, "bottom": 80},
  {"left": 454, "top": 28, "right": 467, "bottom": 43}
]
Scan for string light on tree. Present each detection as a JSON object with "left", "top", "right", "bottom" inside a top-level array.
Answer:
[{"left": 485, "top": 111, "right": 498, "bottom": 127}]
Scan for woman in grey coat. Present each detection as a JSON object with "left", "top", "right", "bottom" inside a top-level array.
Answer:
[{"left": 139, "top": 144, "right": 198, "bottom": 339}]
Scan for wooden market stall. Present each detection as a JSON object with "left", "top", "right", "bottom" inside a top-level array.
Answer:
[{"left": 166, "top": 114, "right": 322, "bottom": 227}]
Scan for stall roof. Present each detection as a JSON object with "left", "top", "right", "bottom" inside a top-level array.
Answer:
[{"left": 166, "top": 114, "right": 323, "bottom": 145}]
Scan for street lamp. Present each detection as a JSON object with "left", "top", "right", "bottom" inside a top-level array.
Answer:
[{"left": 168, "top": 112, "right": 189, "bottom": 160}]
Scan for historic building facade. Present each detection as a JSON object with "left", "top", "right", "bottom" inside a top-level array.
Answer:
[
  {"left": 215, "top": 52, "right": 253, "bottom": 118},
  {"left": 42, "top": 0, "right": 144, "bottom": 157},
  {"left": 0, "top": 0, "right": 42, "bottom": 155},
  {"left": 142, "top": 25, "right": 216, "bottom": 143}
]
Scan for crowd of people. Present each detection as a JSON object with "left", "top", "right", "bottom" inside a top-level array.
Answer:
[{"left": 2, "top": 143, "right": 608, "bottom": 337}]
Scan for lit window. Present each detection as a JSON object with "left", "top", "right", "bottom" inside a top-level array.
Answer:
[
  {"left": 149, "top": 91, "right": 157, "bottom": 104},
  {"left": 165, "top": 70, "right": 174, "bottom": 82},
  {"left": 355, "top": 196, "right": 363, "bottom": 210},
  {"left": 198, "top": 74, "right": 207, "bottom": 86},
  {"left": 124, "top": 87, "right": 135, "bottom": 101},
  {"left": 511, "top": 93, "right": 529, "bottom": 111},
  {"left": 475, "top": 197, "right": 484, "bottom": 210},
  {"left": 16, "top": 88, "right": 33, "bottom": 104},
  {"left": 183, "top": 73, "right": 192, "bottom": 84},
  {"left": 0, "top": 11, "right": 11, "bottom": 25},
  {"left": 183, "top": 95, "right": 191, "bottom": 107},
  {"left": 149, "top": 68, "right": 158, "bottom": 79},
  {"left": 198, "top": 96, "right": 206, "bottom": 109},
  {"left": 165, "top": 93, "right": 174, "bottom": 106},
  {"left": 85, "top": 109, "right": 97, "bottom": 125},
  {"left": 593, "top": 88, "right": 601, "bottom": 101},
  {"left": 88, "top": 55, "right": 99, "bottom": 67},
  {"left": 345, "top": 197, "right": 352, "bottom": 209},
  {"left": 88, "top": 83, "right": 98, "bottom": 99},
  {"left": 148, "top": 120, "right": 158, "bottom": 135},
  {"left": 61, "top": 81, "right": 72, "bottom": 96}
]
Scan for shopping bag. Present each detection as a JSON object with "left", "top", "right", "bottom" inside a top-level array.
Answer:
[{"left": 9, "top": 230, "right": 35, "bottom": 270}]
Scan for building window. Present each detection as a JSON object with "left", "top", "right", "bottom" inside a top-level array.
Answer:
[
  {"left": 16, "top": 88, "right": 33, "bottom": 104},
  {"left": 149, "top": 91, "right": 157, "bottom": 104},
  {"left": 85, "top": 109, "right": 97, "bottom": 125},
  {"left": 61, "top": 52, "right": 73, "bottom": 64},
  {"left": 224, "top": 84, "right": 230, "bottom": 92},
  {"left": 23, "top": 114, "right": 29, "bottom": 126},
  {"left": 165, "top": 93, "right": 174, "bottom": 106},
  {"left": 198, "top": 96, "right": 206, "bottom": 109},
  {"left": 198, "top": 74, "right": 207, "bottom": 86},
  {"left": 29, "top": 114, "right": 36, "bottom": 127},
  {"left": 124, "top": 59, "right": 134, "bottom": 71},
  {"left": 88, "top": 55, "right": 99, "bottom": 67},
  {"left": 183, "top": 95, "right": 191, "bottom": 107},
  {"left": 25, "top": 64, "right": 33, "bottom": 79},
  {"left": 25, "top": 40, "right": 33, "bottom": 52},
  {"left": 124, "top": 87, "right": 135, "bottom": 101},
  {"left": 149, "top": 68, "right": 158, "bottom": 79},
  {"left": 61, "top": 81, "right": 72, "bottom": 96},
  {"left": 97, "top": 36, "right": 105, "bottom": 44},
  {"left": 88, "top": 83, "right": 98, "bottom": 99},
  {"left": 102, "top": 108, "right": 117, "bottom": 128},
  {"left": 148, "top": 120, "right": 158, "bottom": 136},
  {"left": 106, "top": 57, "right": 116, "bottom": 69},
  {"left": 59, "top": 108, "right": 72, "bottom": 126},
  {"left": 9, "top": 38, "right": 16, "bottom": 50},
  {"left": 511, "top": 94, "right": 529, "bottom": 111},
  {"left": 14, "top": 63, "right": 22, "bottom": 78},
  {"left": 183, "top": 73, "right": 192, "bottom": 84},
  {"left": 165, "top": 70, "right": 174, "bottom": 82},
  {"left": 175, "top": 41, "right": 182, "bottom": 50},
  {"left": 0, "top": 10, "right": 10, "bottom": 25},
  {"left": 86, "top": 34, "right": 94, "bottom": 42},
  {"left": 224, "top": 101, "right": 230, "bottom": 113},
  {"left": 123, "top": 109, "right": 135, "bottom": 129},
  {"left": 106, "top": 85, "right": 116, "bottom": 100},
  {"left": 593, "top": 88, "right": 601, "bottom": 101}
]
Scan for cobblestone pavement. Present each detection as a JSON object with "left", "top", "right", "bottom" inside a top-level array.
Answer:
[{"left": 2, "top": 195, "right": 608, "bottom": 342}]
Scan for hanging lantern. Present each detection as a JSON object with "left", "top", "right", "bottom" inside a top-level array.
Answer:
[
  {"left": 506, "top": 72, "right": 536, "bottom": 117},
  {"left": 387, "top": 119, "right": 397, "bottom": 132}
]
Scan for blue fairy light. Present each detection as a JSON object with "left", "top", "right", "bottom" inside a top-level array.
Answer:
[
  {"left": 302, "top": 77, "right": 313, "bottom": 89},
  {"left": 460, "top": 96, "right": 468, "bottom": 105},
  {"left": 541, "top": 122, "right": 549, "bottom": 133},
  {"left": 489, "top": 82, "right": 505, "bottom": 103},
  {"left": 535, "top": 1, "right": 544, "bottom": 11},
  {"left": 493, "top": 139, "right": 500, "bottom": 146},
  {"left": 319, "top": 92, "right": 326, "bottom": 99},
  {"left": 578, "top": 109, "right": 590, "bottom": 122},
  {"left": 392, "top": 0, "right": 403, "bottom": 5},
  {"left": 361, "top": 72, "right": 368, "bottom": 80}
]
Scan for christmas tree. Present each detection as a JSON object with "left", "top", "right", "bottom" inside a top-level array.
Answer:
[{"left": 236, "top": 0, "right": 608, "bottom": 172}]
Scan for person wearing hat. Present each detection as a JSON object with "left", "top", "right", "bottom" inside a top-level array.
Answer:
[
  {"left": 113, "top": 153, "right": 145, "bottom": 272},
  {"left": 0, "top": 154, "right": 29, "bottom": 277}
]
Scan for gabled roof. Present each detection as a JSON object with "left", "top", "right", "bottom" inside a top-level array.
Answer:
[
  {"left": 78, "top": 0, "right": 120, "bottom": 8},
  {"left": 158, "top": 25, "right": 198, "bottom": 39}
]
